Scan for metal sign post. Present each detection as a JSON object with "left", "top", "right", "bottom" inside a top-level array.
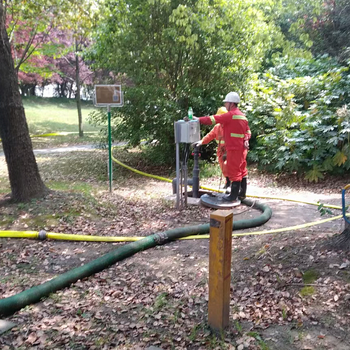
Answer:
[
  {"left": 107, "top": 105, "right": 112, "bottom": 192},
  {"left": 94, "top": 85, "right": 123, "bottom": 192}
]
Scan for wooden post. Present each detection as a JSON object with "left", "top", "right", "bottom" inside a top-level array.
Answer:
[{"left": 208, "top": 210, "right": 233, "bottom": 332}]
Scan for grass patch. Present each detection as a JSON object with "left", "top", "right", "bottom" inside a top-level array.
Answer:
[
  {"left": 0, "top": 175, "right": 10, "bottom": 194},
  {"left": 299, "top": 270, "right": 318, "bottom": 297},
  {"left": 23, "top": 96, "right": 99, "bottom": 134},
  {"left": 302, "top": 269, "right": 319, "bottom": 284},
  {"left": 31, "top": 134, "right": 102, "bottom": 149},
  {"left": 18, "top": 214, "right": 60, "bottom": 228},
  {"left": 247, "top": 332, "right": 269, "bottom": 350},
  {"left": 300, "top": 286, "right": 315, "bottom": 297},
  {"left": 37, "top": 151, "right": 108, "bottom": 183},
  {"left": 282, "top": 307, "right": 287, "bottom": 320},
  {"left": 198, "top": 159, "right": 222, "bottom": 179},
  {"left": 48, "top": 292, "right": 64, "bottom": 303},
  {"left": 189, "top": 324, "right": 200, "bottom": 341},
  {"left": 0, "top": 216, "right": 15, "bottom": 226},
  {"left": 47, "top": 181, "right": 95, "bottom": 194},
  {"left": 234, "top": 320, "right": 243, "bottom": 334},
  {"left": 0, "top": 189, "right": 105, "bottom": 231},
  {"left": 153, "top": 292, "right": 168, "bottom": 311}
]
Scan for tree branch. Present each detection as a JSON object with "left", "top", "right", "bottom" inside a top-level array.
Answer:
[{"left": 15, "top": 23, "right": 53, "bottom": 71}]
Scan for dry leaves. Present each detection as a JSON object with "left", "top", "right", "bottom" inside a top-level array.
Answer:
[{"left": 1, "top": 151, "right": 350, "bottom": 349}]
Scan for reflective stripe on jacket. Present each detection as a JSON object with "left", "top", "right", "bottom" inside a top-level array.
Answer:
[{"left": 202, "top": 124, "right": 225, "bottom": 148}]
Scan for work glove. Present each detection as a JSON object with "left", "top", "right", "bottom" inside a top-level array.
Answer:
[
  {"left": 192, "top": 140, "right": 202, "bottom": 148},
  {"left": 244, "top": 140, "right": 249, "bottom": 150}
]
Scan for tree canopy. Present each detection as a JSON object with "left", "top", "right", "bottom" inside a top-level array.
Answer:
[
  {"left": 2, "top": 0, "right": 350, "bottom": 185},
  {"left": 88, "top": 0, "right": 300, "bottom": 162}
]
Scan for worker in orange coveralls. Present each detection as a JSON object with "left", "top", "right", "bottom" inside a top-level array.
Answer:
[
  {"left": 192, "top": 107, "right": 231, "bottom": 189},
  {"left": 194, "top": 92, "right": 251, "bottom": 204}
]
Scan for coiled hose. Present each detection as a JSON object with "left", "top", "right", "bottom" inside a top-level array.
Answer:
[{"left": 0, "top": 199, "right": 271, "bottom": 316}]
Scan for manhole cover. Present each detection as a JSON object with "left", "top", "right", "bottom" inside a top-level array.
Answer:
[{"left": 200, "top": 193, "right": 241, "bottom": 209}]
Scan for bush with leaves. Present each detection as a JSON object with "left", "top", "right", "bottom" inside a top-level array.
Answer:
[
  {"left": 88, "top": 0, "right": 295, "bottom": 165},
  {"left": 245, "top": 56, "right": 350, "bottom": 181}
]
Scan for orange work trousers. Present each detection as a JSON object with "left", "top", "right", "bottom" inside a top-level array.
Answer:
[{"left": 218, "top": 152, "right": 228, "bottom": 178}]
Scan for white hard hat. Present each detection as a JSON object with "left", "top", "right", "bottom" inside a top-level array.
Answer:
[{"left": 223, "top": 92, "right": 240, "bottom": 103}]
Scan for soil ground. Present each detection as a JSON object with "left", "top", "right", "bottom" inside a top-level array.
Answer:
[{"left": 1, "top": 148, "right": 350, "bottom": 349}]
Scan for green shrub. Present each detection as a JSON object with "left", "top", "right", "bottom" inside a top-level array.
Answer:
[{"left": 245, "top": 56, "right": 350, "bottom": 181}]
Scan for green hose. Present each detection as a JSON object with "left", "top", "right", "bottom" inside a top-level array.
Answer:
[
  {"left": 0, "top": 235, "right": 156, "bottom": 316},
  {"left": 235, "top": 198, "right": 272, "bottom": 229},
  {"left": 0, "top": 199, "right": 271, "bottom": 316}
]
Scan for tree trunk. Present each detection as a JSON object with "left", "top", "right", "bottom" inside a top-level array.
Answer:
[
  {"left": 55, "top": 83, "right": 66, "bottom": 98},
  {"left": 68, "top": 82, "right": 73, "bottom": 99},
  {"left": 75, "top": 41, "right": 83, "bottom": 138},
  {"left": 29, "top": 85, "right": 36, "bottom": 96},
  {"left": 20, "top": 84, "right": 36, "bottom": 96},
  {"left": 59, "top": 82, "right": 66, "bottom": 97},
  {"left": 0, "top": 3, "right": 48, "bottom": 202}
]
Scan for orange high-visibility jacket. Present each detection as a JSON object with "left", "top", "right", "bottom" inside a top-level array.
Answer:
[
  {"left": 201, "top": 123, "right": 227, "bottom": 177},
  {"left": 198, "top": 107, "right": 251, "bottom": 151},
  {"left": 201, "top": 124, "right": 225, "bottom": 156}
]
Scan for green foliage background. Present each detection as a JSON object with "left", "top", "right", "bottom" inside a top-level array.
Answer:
[
  {"left": 86, "top": 0, "right": 350, "bottom": 180},
  {"left": 88, "top": 0, "right": 293, "bottom": 164},
  {"left": 245, "top": 56, "right": 350, "bottom": 181}
]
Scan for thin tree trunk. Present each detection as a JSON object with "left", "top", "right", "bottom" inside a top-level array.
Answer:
[
  {"left": 29, "top": 85, "right": 36, "bottom": 96},
  {"left": 68, "top": 82, "right": 73, "bottom": 99},
  {"left": 75, "top": 41, "right": 83, "bottom": 138},
  {"left": 0, "top": 3, "right": 48, "bottom": 202}
]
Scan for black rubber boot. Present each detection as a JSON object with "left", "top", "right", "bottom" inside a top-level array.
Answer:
[
  {"left": 223, "top": 177, "right": 231, "bottom": 189},
  {"left": 238, "top": 177, "right": 247, "bottom": 200},
  {"left": 223, "top": 181, "right": 240, "bottom": 202}
]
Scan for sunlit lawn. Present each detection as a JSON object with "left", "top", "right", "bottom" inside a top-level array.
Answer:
[{"left": 23, "top": 96, "right": 100, "bottom": 134}]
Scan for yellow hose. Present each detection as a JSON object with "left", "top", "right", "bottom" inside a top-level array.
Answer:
[
  {"left": 112, "top": 148, "right": 342, "bottom": 210},
  {"left": 47, "top": 232, "right": 141, "bottom": 242},
  {"left": 0, "top": 149, "right": 347, "bottom": 242},
  {"left": 112, "top": 154, "right": 227, "bottom": 193},
  {"left": 0, "top": 231, "right": 39, "bottom": 239},
  {"left": 245, "top": 194, "right": 342, "bottom": 210},
  {"left": 0, "top": 131, "right": 99, "bottom": 141},
  {"left": 111, "top": 155, "right": 172, "bottom": 183},
  {"left": 31, "top": 132, "right": 76, "bottom": 138},
  {"left": 31, "top": 131, "right": 98, "bottom": 138},
  {"left": 181, "top": 214, "right": 344, "bottom": 239},
  {"left": 0, "top": 214, "right": 346, "bottom": 241}
]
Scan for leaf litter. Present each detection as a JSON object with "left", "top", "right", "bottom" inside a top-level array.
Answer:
[{"left": 0, "top": 150, "right": 350, "bottom": 349}]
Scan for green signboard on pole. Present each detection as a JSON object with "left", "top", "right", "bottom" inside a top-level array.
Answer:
[{"left": 94, "top": 85, "right": 124, "bottom": 192}]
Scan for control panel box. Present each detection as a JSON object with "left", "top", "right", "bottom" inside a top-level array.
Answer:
[{"left": 174, "top": 120, "right": 200, "bottom": 143}]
